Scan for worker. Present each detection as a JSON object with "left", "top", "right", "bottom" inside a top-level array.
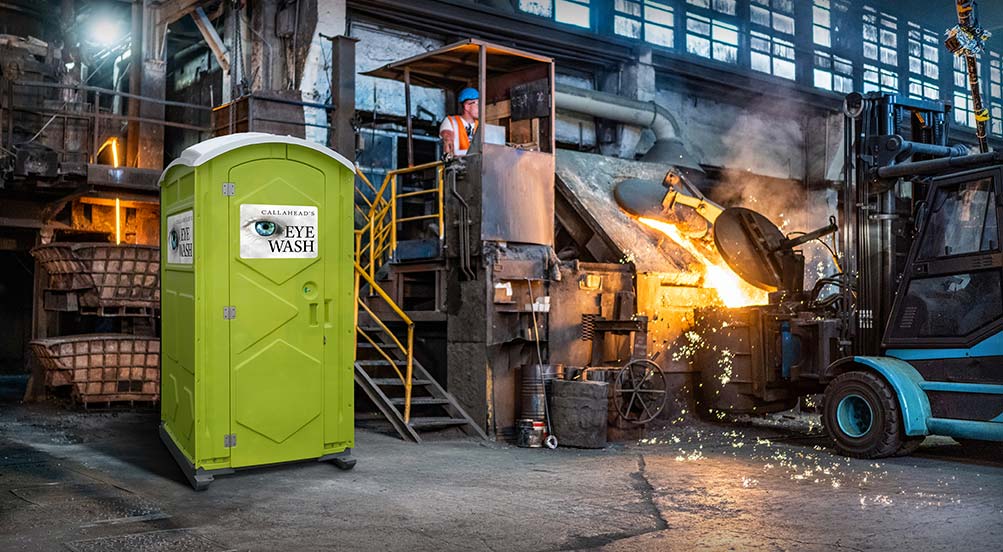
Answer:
[{"left": 440, "top": 87, "right": 479, "bottom": 157}]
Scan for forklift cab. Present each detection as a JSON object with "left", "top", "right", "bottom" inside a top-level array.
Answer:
[
  {"left": 886, "top": 166, "right": 1002, "bottom": 347},
  {"left": 362, "top": 39, "right": 556, "bottom": 264}
]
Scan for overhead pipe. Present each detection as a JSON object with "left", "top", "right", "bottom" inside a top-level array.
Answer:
[{"left": 554, "top": 83, "right": 702, "bottom": 170}]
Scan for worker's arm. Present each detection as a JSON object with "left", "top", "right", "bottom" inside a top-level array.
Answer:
[
  {"left": 440, "top": 129, "right": 455, "bottom": 156},
  {"left": 439, "top": 118, "right": 454, "bottom": 156}
]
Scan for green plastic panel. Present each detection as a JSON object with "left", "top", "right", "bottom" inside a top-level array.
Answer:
[{"left": 160, "top": 138, "right": 355, "bottom": 472}]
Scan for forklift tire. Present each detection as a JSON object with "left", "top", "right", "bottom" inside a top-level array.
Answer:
[{"left": 823, "top": 371, "right": 906, "bottom": 459}]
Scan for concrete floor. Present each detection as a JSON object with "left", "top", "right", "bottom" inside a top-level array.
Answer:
[{"left": 0, "top": 381, "right": 1001, "bottom": 551}]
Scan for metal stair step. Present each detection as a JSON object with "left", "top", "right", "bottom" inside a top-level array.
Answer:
[
  {"left": 408, "top": 417, "right": 469, "bottom": 429},
  {"left": 357, "top": 360, "right": 407, "bottom": 366},
  {"left": 371, "top": 378, "right": 433, "bottom": 386},
  {"left": 390, "top": 397, "right": 450, "bottom": 406}
]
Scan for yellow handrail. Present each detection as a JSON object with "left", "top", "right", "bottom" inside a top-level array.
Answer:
[{"left": 352, "top": 161, "right": 445, "bottom": 426}]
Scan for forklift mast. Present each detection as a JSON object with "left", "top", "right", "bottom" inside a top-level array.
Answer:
[{"left": 842, "top": 92, "right": 961, "bottom": 356}]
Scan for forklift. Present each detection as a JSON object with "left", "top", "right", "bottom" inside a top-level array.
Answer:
[{"left": 617, "top": 0, "right": 1003, "bottom": 457}]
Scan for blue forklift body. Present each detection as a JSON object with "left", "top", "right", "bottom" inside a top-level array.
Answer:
[{"left": 852, "top": 334, "right": 1003, "bottom": 441}]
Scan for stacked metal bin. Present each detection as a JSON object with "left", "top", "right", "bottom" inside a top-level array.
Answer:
[{"left": 30, "top": 242, "right": 162, "bottom": 405}]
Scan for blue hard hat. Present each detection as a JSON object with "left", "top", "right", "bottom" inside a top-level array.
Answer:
[{"left": 458, "top": 87, "right": 479, "bottom": 103}]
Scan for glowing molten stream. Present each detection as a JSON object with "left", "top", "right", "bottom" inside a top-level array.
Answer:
[{"left": 639, "top": 217, "right": 768, "bottom": 308}]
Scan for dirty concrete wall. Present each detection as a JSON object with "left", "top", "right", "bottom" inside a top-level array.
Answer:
[{"left": 351, "top": 22, "right": 446, "bottom": 123}]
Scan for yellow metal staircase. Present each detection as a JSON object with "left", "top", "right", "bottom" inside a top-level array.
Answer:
[{"left": 353, "top": 164, "right": 487, "bottom": 442}]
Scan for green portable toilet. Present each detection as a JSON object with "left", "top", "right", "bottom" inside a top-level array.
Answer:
[{"left": 158, "top": 132, "right": 356, "bottom": 490}]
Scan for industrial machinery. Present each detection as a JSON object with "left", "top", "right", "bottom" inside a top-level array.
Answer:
[{"left": 614, "top": 1, "right": 1003, "bottom": 457}]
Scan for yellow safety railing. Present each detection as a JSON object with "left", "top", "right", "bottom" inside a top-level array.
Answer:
[
  {"left": 354, "top": 261, "right": 415, "bottom": 423},
  {"left": 355, "top": 161, "right": 444, "bottom": 284},
  {"left": 352, "top": 162, "right": 442, "bottom": 425}
]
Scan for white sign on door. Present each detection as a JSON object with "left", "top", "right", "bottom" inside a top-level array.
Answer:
[
  {"left": 240, "top": 204, "right": 319, "bottom": 259},
  {"left": 166, "top": 210, "right": 194, "bottom": 264}
]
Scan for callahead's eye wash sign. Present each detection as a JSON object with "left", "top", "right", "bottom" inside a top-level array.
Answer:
[
  {"left": 167, "top": 210, "right": 194, "bottom": 264},
  {"left": 240, "top": 204, "right": 319, "bottom": 259}
]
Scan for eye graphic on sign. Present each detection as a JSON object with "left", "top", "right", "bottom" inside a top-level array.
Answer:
[
  {"left": 243, "top": 218, "right": 286, "bottom": 241},
  {"left": 169, "top": 229, "right": 179, "bottom": 250},
  {"left": 255, "top": 220, "right": 279, "bottom": 237}
]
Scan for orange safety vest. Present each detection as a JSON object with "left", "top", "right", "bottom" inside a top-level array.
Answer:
[{"left": 451, "top": 115, "right": 479, "bottom": 151}]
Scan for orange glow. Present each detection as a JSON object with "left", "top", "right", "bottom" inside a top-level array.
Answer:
[
  {"left": 115, "top": 197, "right": 121, "bottom": 245},
  {"left": 639, "top": 217, "right": 768, "bottom": 308},
  {"left": 98, "top": 137, "right": 120, "bottom": 168}
]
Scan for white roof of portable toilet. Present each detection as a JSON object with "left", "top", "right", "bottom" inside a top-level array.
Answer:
[{"left": 158, "top": 132, "right": 354, "bottom": 186}]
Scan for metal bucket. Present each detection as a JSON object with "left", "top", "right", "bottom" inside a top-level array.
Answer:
[
  {"left": 516, "top": 419, "right": 546, "bottom": 448},
  {"left": 521, "top": 364, "right": 547, "bottom": 421}
]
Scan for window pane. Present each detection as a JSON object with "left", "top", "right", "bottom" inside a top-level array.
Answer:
[
  {"left": 880, "top": 47, "right": 897, "bottom": 66},
  {"left": 864, "top": 42, "right": 878, "bottom": 60},
  {"left": 646, "top": 24, "right": 674, "bottom": 46},
  {"left": 688, "top": 0, "right": 711, "bottom": 8},
  {"left": 835, "top": 74, "right": 853, "bottom": 93},
  {"left": 814, "top": 6, "right": 830, "bottom": 27},
  {"left": 815, "top": 68, "right": 833, "bottom": 90},
  {"left": 752, "top": 51, "right": 772, "bottom": 73},
  {"left": 814, "top": 26, "right": 831, "bottom": 47},
  {"left": 774, "top": 14, "right": 794, "bottom": 35},
  {"left": 714, "top": 43, "right": 738, "bottom": 63},
  {"left": 519, "top": 0, "right": 553, "bottom": 17},
  {"left": 556, "top": 0, "right": 590, "bottom": 27},
  {"left": 646, "top": 2, "right": 674, "bottom": 25},
  {"left": 920, "top": 179, "right": 998, "bottom": 259},
  {"left": 616, "top": 0, "right": 641, "bottom": 16},
  {"left": 775, "top": 58, "right": 796, "bottom": 80},
  {"left": 713, "top": 0, "right": 736, "bottom": 15},
  {"left": 688, "top": 15, "right": 710, "bottom": 35},
  {"left": 751, "top": 5, "right": 770, "bottom": 27},
  {"left": 616, "top": 15, "right": 642, "bottom": 37},
  {"left": 892, "top": 271, "right": 1003, "bottom": 338},
  {"left": 713, "top": 22, "right": 738, "bottom": 45},
  {"left": 688, "top": 34, "right": 711, "bottom": 57}
]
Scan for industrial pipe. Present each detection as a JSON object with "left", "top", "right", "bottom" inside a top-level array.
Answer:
[
  {"left": 554, "top": 83, "right": 701, "bottom": 169},
  {"left": 876, "top": 150, "right": 1003, "bottom": 179}
]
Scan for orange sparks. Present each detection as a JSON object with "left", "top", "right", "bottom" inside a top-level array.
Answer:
[{"left": 639, "top": 217, "right": 768, "bottom": 308}]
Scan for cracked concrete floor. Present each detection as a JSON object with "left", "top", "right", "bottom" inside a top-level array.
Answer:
[{"left": 0, "top": 396, "right": 1001, "bottom": 551}]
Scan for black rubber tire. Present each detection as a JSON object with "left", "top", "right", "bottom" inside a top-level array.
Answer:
[
  {"left": 895, "top": 437, "right": 924, "bottom": 457},
  {"left": 822, "top": 371, "right": 905, "bottom": 459}
]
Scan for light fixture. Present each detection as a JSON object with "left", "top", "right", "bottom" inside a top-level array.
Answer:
[{"left": 90, "top": 17, "right": 123, "bottom": 47}]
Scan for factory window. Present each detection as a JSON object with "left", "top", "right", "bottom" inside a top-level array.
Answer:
[
  {"left": 814, "top": 51, "right": 853, "bottom": 93},
  {"left": 750, "top": 0, "right": 794, "bottom": 36},
  {"left": 863, "top": 6, "right": 897, "bottom": 68},
  {"left": 519, "top": 0, "right": 591, "bottom": 28},
  {"left": 686, "top": 0, "right": 735, "bottom": 16},
  {"left": 953, "top": 55, "right": 980, "bottom": 128},
  {"left": 907, "top": 23, "right": 940, "bottom": 101},
  {"left": 751, "top": 31, "right": 795, "bottom": 80},
  {"left": 863, "top": 64, "right": 898, "bottom": 93},
  {"left": 686, "top": 13, "right": 738, "bottom": 64},
  {"left": 954, "top": 90, "right": 977, "bottom": 128},
  {"left": 614, "top": 0, "right": 676, "bottom": 49},
  {"left": 990, "top": 52, "right": 1001, "bottom": 100},
  {"left": 909, "top": 78, "right": 939, "bottom": 102},
  {"left": 813, "top": 0, "right": 831, "bottom": 47},
  {"left": 991, "top": 103, "right": 1003, "bottom": 136}
]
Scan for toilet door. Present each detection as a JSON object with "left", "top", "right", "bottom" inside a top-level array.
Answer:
[{"left": 227, "top": 156, "right": 326, "bottom": 468}]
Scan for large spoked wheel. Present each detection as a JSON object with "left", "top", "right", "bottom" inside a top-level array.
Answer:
[
  {"left": 613, "top": 359, "right": 667, "bottom": 424},
  {"left": 823, "top": 371, "right": 913, "bottom": 458}
]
